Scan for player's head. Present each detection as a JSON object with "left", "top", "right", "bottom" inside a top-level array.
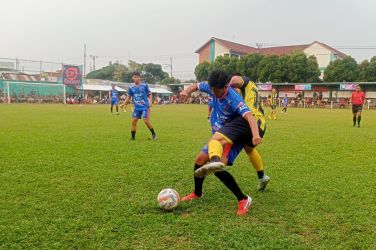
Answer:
[
  {"left": 356, "top": 85, "right": 361, "bottom": 92},
  {"left": 272, "top": 88, "right": 277, "bottom": 93},
  {"left": 111, "top": 84, "right": 115, "bottom": 89},
  {"left": 208, "top": 70, "right": 229, "bottom": 98},
  {"left": 132, "top": 72, "right": 141, "bottom": 84}
]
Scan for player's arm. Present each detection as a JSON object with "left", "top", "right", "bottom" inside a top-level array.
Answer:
[
  {"left": 148, "top": 93, "right": 153, "bottom": 107},
  {"left": 229, "top": 76, "right": 245, "bottom": 88},
  {"left": 243, "top": 112, "right": 262, "bottom": 146},
  {"left": 179, "top": 83, "right": 199, "bottom": 101},
  {"left": 123, "top": 96, "right": 131, "bottom": 109}
]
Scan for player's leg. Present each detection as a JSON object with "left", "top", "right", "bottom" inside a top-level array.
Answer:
[
  {"left": 214, "top": 170, "right": 252, "bottom": 216},
  {"left": 110, "top": 100, "right": 114, "bottom": 113},
  {"left": 131, "top": 111, "right": 140, "bottom": 140},
  {"left": 181, "top": 151, "right": 209, "bottom": 201},
  {"left": 142, "top": 109, "right": 157, "bottom": 140},
  {"left": 352, "top": 106, "right": 357, "bottom": 127},
  {"left": 194, "top": 133, "right": 230, "bottom": 177},
  {"left": 244, "top": 146, "right": 270, "bottom": 191},
  {"left": 115, "top": 101, "right": 119, "bottom": 114},
  {"left": 357, "top": 109, "right": 362, "bottom": 127},
  {"left": 196, "top": 117, "right": 248, "bottom": 177}
]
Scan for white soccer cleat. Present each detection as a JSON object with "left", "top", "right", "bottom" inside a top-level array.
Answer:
[
  {"left": 194, "top": 161, "right": 226, "bottom": 178},
  {"left": 257, "top": 175, "right": 270, "bottom": 191}
]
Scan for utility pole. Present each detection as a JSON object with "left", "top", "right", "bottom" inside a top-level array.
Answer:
[
  {"left": 256, "top": 43, "right": 263, "bottom": 53},
  {"left": 90, "top": 55, "right": 98, "bottom": 71},
  {"left": 83, "top": 44, "right": 86, "bottom": 76},
  {"left": 170, "top": 57, "right": 173, "bottom": 78}
]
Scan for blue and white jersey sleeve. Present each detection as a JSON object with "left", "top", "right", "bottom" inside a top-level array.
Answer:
[
  {"left": 144, "top": 83, "right": 151, "bottom": 95},
  {"left": 197, "top": 82, "right": 213, "bottom": 96},
  {"left": 128, "top": 87, "right": 134, "bottom": 97},
  {"left": 228, "top": 88, "right": 251, "bottom": 117}
]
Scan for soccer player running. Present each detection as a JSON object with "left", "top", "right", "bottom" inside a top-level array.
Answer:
[
  {"left": 123, "top": 72, "right": 157, "bottom": 140},
  {"left": 281, "top": 94, "right": 288, "bottom": 113},
  {"left": 109, "top": 84, "right": 120, "bottom": 115},
  {"left": 180, "top": 70, "right": 262, "bottom": 216},
  {"left": 351, "top": 85, "right": 366, "bottom": 128},
  {"left": 268, "top": 88, "right": 278, "bottom": 119}
]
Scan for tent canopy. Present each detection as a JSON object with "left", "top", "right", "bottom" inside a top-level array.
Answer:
[
  {"left": 81, "top": 84, "right": 126, "bottom": 92},
  {"left": 150, "top": 87, "right": 172, "bottom": 95}
]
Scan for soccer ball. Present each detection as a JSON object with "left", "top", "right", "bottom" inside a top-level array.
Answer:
[{"left": 157, "top": 188, "right": 180, "bottom": 210}]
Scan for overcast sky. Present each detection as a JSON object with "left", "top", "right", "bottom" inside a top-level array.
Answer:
[{"left": 1, "top": 0, "right": 375, "bottom": 79}]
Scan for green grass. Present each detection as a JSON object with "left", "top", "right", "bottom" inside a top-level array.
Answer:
[{"left": 0, "top": 104, "right": 375, "bottom": 249}]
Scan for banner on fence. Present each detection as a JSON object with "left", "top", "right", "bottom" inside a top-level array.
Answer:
[
  {"left": 63, "top": 65, "right": 82, "bottom": 85},
  {"left": 295, "top": 84, "right": 311, "bottom": 91},
  {"left": 340, "top": 83, "right": 357, "bottom": 90},
  {"left": 258, "top": 84, "right": 272, "bottom": 91}
]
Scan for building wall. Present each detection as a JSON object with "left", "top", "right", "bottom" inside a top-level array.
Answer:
[
  {"left": 198, "top": 44, "right": 211, "bottom": 63},
  {"left": 303, "top": 42, "right": 332, "bottom": 70},
  {"left": 214, "top": 41, "right": 230, "bottom": 58}
]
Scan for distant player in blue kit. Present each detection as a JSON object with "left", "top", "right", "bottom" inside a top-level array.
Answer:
[
  {"left": 123, "top": 72, "right": 157, "bottom": 141},
  {"left": 109, "top": 84, "right": 119, "bottom": 115}
]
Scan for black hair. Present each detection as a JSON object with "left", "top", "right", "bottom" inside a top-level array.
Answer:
[
  {"left": 208, "top": 70, "right": 229, "bottom": 88},
  {"left": 232, "top": 72, "right": 242, "bottom": 77},
  {"left": 132, "top": 71, "right": 141, "bottom": 76}
]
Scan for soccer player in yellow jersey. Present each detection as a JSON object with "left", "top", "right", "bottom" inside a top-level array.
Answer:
[
  {"left": 229, "top": 74, "right": 270, "bottom": 190},
  {"left": 268, "top": 88, "right": 278, "bottom": 120}
]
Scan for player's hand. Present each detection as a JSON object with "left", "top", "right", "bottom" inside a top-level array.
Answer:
[
  {"left": 252, "top": 136, "right": 262, "bottom": 146},
  {"left": 179, "top": 90, "right": 189, "bottom": 102}
]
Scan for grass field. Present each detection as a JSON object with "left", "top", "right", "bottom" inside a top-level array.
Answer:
[{"left": 1, "top": 104, "right": 375, "bottom": 249}]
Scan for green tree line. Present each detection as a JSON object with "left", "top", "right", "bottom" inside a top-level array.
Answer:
[
  {"left": 195, "top": 53, "right": 376, "bottom": 83},
  {"left": 86, "top": 60, "right": 180, "bottom": 85}
]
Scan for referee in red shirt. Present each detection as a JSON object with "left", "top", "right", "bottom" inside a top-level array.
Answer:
[{"left": 351, "top": 85, "right": 366, "bottom": 127}]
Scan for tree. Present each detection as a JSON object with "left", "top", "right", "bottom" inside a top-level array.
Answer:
[
  {"left": 306, "top": 55, "right": 321, "bottom": 82},
  {"left": 86, "top": 60, "right": 171, "bottom": 83},
  {"left": 212, "top": 56, "right": 240, "bottom": 75},
  {"left": 275, "top": 55, "right": 290, "bottom": 83},
  {"left": 324, "top": 57, "right": 358, "bottom": 82},
  {"left": 258, "top": 55, "right": 279, "bottom": 82},
  {"left": 287, "top": 52, "right": 311, "bottom": 83},
  {"left": 194, "top": 61, "right": 212, "bottom": 81},
  {"left": 238, "top": 54, "right": 263, "bottom": 82},
  {"left": 159, "top": 77, "right": 181, "bottom": 85},
  {"left": 367, "top": 56, "right": 376, "bottom": 81},
  {"left": 357, "top": 60, "right": 369, "bottom": 82},
  {"left": 86, "top": 64, "right": 118, "bottom": 80}
]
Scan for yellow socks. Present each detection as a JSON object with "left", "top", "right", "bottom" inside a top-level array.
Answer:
[
  {"left": 247, "top": 149, "right": 264, "bottom": 171},
  {"left": 208, "top": 140, "right": 223, "bottom": 159}
]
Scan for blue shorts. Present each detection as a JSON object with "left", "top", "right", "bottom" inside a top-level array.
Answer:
[
  {"left": 111, "top": 99, "right": 118, "bottom": 105},
  {"left": 201, "top": 143, "right": 244, "bottom": 166},
  {"left": 132, "top": 109, "right": 150, "bottom": 119}
]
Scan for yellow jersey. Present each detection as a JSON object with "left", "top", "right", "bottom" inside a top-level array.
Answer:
[{"left": 238, "top": 78, "right": 266, "bottom": 131}]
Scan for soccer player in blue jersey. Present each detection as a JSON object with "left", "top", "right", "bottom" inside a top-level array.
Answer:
[
  {"left": 109, "top": 84, "right": 119, "bottom": 115},
  {"left": 179, "top": 70, "right": 262, "bottom": 215},
  {"left": 180, "top": 96, "right": 247, "bottom": 215},
  {"left": 123, "top": 72, "right": 157, "bottom": 141}
]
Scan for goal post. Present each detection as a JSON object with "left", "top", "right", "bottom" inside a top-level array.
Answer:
[{"left": 2, "top": 81, "right": 66, "bottom": 104}]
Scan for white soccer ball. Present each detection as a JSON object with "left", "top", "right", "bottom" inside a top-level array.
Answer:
[{"left": 157, "top": 188, "right": 180, "bottom": 210}]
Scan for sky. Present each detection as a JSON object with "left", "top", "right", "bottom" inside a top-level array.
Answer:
[{"left": 1, "top": 0, "right": 375, "bottom": 80}]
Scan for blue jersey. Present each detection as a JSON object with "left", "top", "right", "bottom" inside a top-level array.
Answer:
[
  {"left": 198, "top": 82, "right": 251, "bottom": 130},
  {"left": 204, "top": 95, "right": 244, "bottom": 166},
  {"left": 110, "top": 89, "right": 119, "bottom": 100},
  {"left": 283, "top": 97, "right": 288, "bottom": 105},
  {"left": 128, "top": 83, "right": 151, "bottom": 111}
]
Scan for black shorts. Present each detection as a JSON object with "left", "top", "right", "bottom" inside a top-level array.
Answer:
[
  {"left": 217, "top": 116, "right": 265, "bottom": 148},
  {"left": 352, "top": 104, "right": 362, "bottom": 113},
  {"left": 271, "top": 105, "right": 277, "bottom": 109}
]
